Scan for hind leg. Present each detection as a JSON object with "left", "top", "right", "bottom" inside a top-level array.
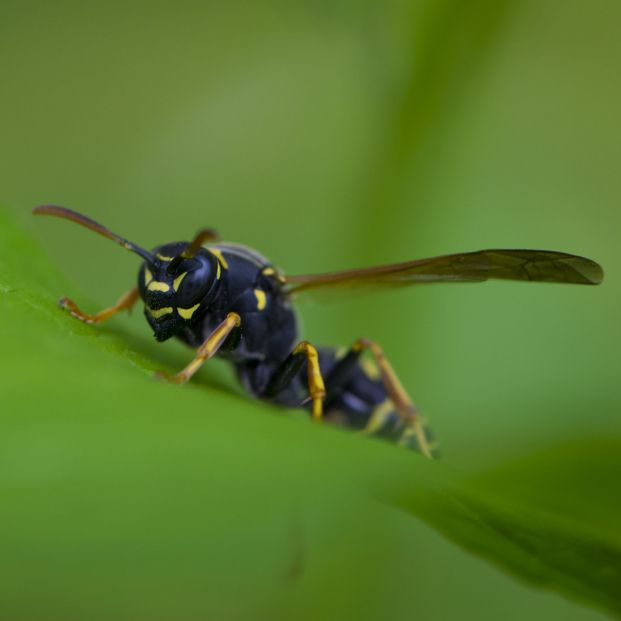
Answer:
[{"left": 324, "top": 338, "right": 434, "bottom": 459}]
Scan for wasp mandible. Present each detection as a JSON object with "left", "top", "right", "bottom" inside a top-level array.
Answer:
[{"left": 33, "top": 206, "right": 604, "bottom": 458}]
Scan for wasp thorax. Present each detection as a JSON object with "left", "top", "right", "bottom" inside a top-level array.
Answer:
[{"left": 138, "top": 242, "right": 222, "bottom": 341}]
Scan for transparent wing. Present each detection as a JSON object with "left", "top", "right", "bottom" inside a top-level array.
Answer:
[{"left": 285, "top": 249, "right": 603, "bottom": 295}]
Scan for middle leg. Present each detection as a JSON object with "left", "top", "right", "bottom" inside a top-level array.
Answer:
[{"left": 265, "top": 341, "right": 327, "bottom": 420}]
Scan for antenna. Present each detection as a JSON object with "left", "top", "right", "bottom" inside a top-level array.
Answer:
[{"left": 33, "top": 205, "right": 156, "bottom": 264}]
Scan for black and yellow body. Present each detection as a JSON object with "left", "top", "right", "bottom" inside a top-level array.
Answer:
[
  {"left": 140, "top": 240, "right": 429, "bottom": 452},
  {"left": 33, "top": 205, "right": 604, "bottom": 460}
]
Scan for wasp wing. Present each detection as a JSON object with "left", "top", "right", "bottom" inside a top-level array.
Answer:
[{"left": 284, "top": 249, "right": 603, "bottom": 295}]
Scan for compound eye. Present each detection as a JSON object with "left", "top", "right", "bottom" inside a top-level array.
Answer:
[{"left": 173, "top": 255, "right": 217, "bottom": 308}]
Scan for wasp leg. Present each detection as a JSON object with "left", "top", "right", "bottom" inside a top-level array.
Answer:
[
  {"left": 181, "top": 227, "right": 220, "bottom": 258},
  {"left": 166, "top": 228, "right": 221, "bottom": 272},
  {"left": 265, "top": 341, "right": 327, "bottom": 420},
  {"left": 326, "top": 339, "right": 434, "bottom": 459},
  {"left": 155, "top": 312, "right": 241, "bottom": 384},
  {"left": 59, "top": 286, "right": 140, "bottom": 325}
]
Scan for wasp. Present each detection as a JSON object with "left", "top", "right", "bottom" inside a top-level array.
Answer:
[{"left": 33, "top": 205, "right": 604, "bottom": 458}]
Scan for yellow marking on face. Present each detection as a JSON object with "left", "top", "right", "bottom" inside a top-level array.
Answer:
[
  {"left": 147, "top": 281, "right": 171, "bottom": 293},
  {"left": 144, "top": 268, "right": 153, "bottom": 285},
  {"left": 262, "top": 267, "right": 275, "bottom": 276},
  {"left": 208, "top": 248, "right": 229, "bottom": 269},
  {"left": 216, "top": 261, "right": 221, "bottom": 280},
  {"left": 254, "top": 289, "right": 267, "bottom": 311},
  {"left": 147, "top": 306, "right": 173, "bottom": 318},
  {"left": 156, "top": 253, "right": 174, "bottom": 261},
  {"left": 173, "top": 272, "right": 187, "bottom": 291},
  {"left": 178, "top": 303, "right": 201, "bottom": 320}
]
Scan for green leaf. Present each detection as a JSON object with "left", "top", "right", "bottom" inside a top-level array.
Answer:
[
  {"left": 1, "top": 207, "right": 618, "bottom": 620},
  {"left": 385, "top": 465, "right": 621, "bottom": 618},
  {"left": 355, "top": 0, "right": 514, "bottom": 242}
]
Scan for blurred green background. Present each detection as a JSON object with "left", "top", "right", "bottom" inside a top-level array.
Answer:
[{"left": 1, "top": 0, "right": 620, "bottom": 619}]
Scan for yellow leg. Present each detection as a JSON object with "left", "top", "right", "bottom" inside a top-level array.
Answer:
[
  {"left": 182, "top": 228, "right": 220, "bottom": 256},
  {"left": 59, "top": 287, "right": 140, "bottom": 325},
  {"left": 292, "top": 341, "right": 327, "bottom": 421},
  {"left": 353, "top": 338, "right": 433, "bottom": 459},
  {"left": 155, "top": 312, "right": 241, "bottom": 384},
  {"left": 167, "top": 228, "right": 221, "bottom": 272}
]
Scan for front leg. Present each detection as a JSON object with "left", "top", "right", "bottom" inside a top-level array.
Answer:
[
  {"left": 156, "top": 312, "right": 241, "bottom": 384},
  {"left": 265, "top": 341, "right": 327, "bottom": 420},
  {"left": 60, "top": 286, "right": 140, "bottom": 325}
]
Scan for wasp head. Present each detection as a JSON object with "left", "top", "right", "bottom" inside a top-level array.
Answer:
[
  {"left": 139, "top": 242, "right": 221, "bottom": 342},
  {"left": 32, "top": 206, "right": 223, "bottom": 342}
]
